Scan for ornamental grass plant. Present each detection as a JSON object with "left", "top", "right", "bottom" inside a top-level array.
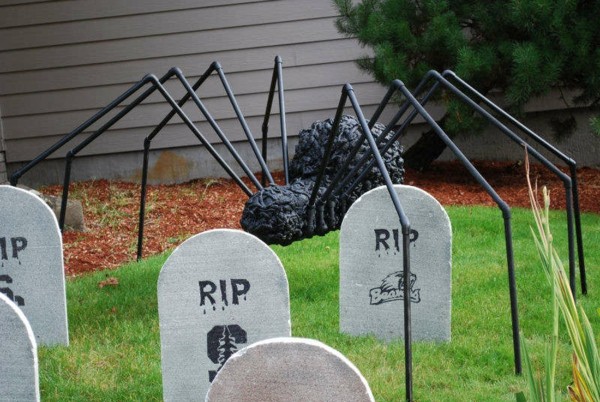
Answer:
[{"left": 518, "top": 157, "right": 600, "bottom": 401}]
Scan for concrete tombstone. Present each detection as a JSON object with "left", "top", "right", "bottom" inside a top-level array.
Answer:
[
  {"left": 158, "top": 229, "right": 291, "bottom": 401},
  {"left": 0, "top": 293, "right": 40, "bottom": 402},
  {"left": 206, "top": 337, "right": 375, "bottom": 402},
  {"left": 340, "top": 185, "right": 452, "bottom": 342},
  {"left": 0, "top": 185, "right": 68, "bottom": 346}
]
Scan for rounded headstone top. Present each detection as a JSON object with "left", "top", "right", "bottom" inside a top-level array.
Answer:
[
  {"left": 161, "top": 228, "right": 281, "bottom": 267},
  {"left": 158, "top": 228, "right": 288, "bottom": 288},
  {"left": 0, "top": 185, "right": 60, "bottom": 234},
  {"left": 342, "top": 184, "right": 450, "bottom": 231},
  {"left": 206, "top": 337, "right": 375, "bottom": 402}
]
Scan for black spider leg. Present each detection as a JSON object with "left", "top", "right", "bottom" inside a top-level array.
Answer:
[
  {"left": 340, "top": 77, "right": 523, "bottom": 376},
  {"left": 303, "top": 81, "right": 412, "bottom": 233},
  {"left": 306, "top": 116, "right": 368, "bottom": 232},
  {"left": 9, "top": 78, "right": 152, "bottom": 187},
  {"left": 307, "top": 84, "right": 414, "bottom": 402},
  {"left": 320, "top": 70, "right": 446, "bottom": 222},
  {"left": 340, "top": 70, "right": 584, "bottom": 370},
  {"left": 328, "top": 74, "right": 448, "bottom": 216},
  {"left": 9, "top": 68, "right": 253, "bottom": 214},
  {"left": 304, "top": 92, "right": 346, "bottom": 236},
  {"left": 137, "top": 65, "right": 271, "bottom": 259},
  {"left": 317, "top": 86, "right": 421, "bottom": 227},
  {"left": 214, "top": 63, "right": 275, "bottom": 186},
  {"left": 443, "top": 70, "right": 586, "bottom": 295},
  {"left": 50, "top": 72, "right": 254, "bottom": 261},
  {"left": 355, "top": 71, "right": 580, "bottom": 299},
  {"left": 261, "top": 55, "right": 289, "bottom": 185}
]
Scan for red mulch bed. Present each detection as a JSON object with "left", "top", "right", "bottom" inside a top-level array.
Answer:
[{"left": 40, "top": 160, "right": 600, "bottom": 276}]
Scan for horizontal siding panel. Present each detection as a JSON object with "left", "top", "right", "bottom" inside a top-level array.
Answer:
[
  {"left": 0, "top": 17, "right": 342, "bottom": 73},
  {"left": 5, "top": 115, "right": 284, "bottom": 162},
  {"left": 5, "top": 103, "right": 402, "bottom": 162},
  {"left": 0, "top": 38, "right": 370, "bottom": 95},
  {"left": 2, "top": 61, "right": 373, "bottom": 116},
  {"left": 0, "top": 0, "right": 261, "bottom": 28},
  {"left": 0, "top": 0, "right": 44, "bottom": 7},
  {"left": 1, "top": 0, "right": 402, "bottom": 176},
  {"left": 3, "top": 82, "right": 386, "bottom": 140},
  {"left": 7, "top": 115, "right": 293, "bottom": 161},
  {"left": 0, "top": 1, "right": 338, "bottom": 51}
]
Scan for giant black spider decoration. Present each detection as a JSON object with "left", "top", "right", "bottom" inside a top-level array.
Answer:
[
  {"left": 9, "top": 56, "right": 589, "bottom": 400},
  {"left": 8, "top": 56, "right": 407, "bottom": 252},
  {"left": 241, "top": 114, "right": 404, "bottom": 245}
]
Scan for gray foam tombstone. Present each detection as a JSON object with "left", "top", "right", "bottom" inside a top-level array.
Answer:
[
  {"left": 206, "top": 337, "right": 375, "bottom": 402},
  {"left": 0, "top": 292, "right": 40, "bottom": 402},
  {"left": 0, "top": 185, "right": 68, "bottom": 346},
  {"left": 340, "top": 184, "right": 451, "bottom": 342},
  {"left": 158, "top": 229, "right": 291, "bottom": 401}
]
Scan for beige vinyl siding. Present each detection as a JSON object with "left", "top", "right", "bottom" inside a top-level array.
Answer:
[
  {"left": 7, "top": 81, "right": 397, "bottom": 158},
  {"left": 0, "top": 105, "right": 4, "bottom": 152},
  {"left": 0, "top": 40, "right": 368, "bottom": 95},
  {"left": 2, "top": 61, "right": 368, "bottom": 115},
  {"left": 0, "top": 2, "right": 337, "bottom": 51},
  {"left": 0, "top": 0, "right": 388, "bottom": 165},
  {"left": 0, "top": 0, "right": 263, "bottom": 27}
]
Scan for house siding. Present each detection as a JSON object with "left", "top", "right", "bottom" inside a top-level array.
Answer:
[
  {"left": 0, "top": 103, "right": 5, "bottom": 183},
  {"left": 0, "top": 0, "right": 389, "bottom": 184},
  {"left": 1, "top": 0, "right": 598, "bottom": 185}
]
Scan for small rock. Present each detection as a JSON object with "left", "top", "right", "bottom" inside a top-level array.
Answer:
[
  {"left": 41, "top": 194, "right": 86, "bottom": 232},
  {"left": 15, "top": 185, "right": 86, "bottom": 232}
]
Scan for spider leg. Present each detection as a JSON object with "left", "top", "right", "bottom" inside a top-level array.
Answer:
[
  {"left": 443, "top": 70, "right": 586, "bottom": 295},
  {"left": 139, "top": 65, "right": 278, "bottom": 259},
  {"left": 305, "top": 91, "right": 349, "bottom": 236},
  {"left": 353, "top": 77, "right": 525, "bottom": 377},
  {"left": 58, "top": 73, "right": 174, "bottom": 231},
  {"left": 332, "top": 84, "right": 438, "bottom": 207},
  {"left": 261, "top": 56, "right": 289, "bottom": 185},
  {"left": 9, "top": 75, "right": 157, "bottom": 187},
  {"left": 138, "top": 63, "right": 266, "bottom": 259},
  {"left": 171, "top": 68, "right": 263, "bottom": 191},
  {"left": 327, "top": 83, "right": 414, "bottom": 400},
  {"left": 215, "top": 64, "right": 275, "bottom": 186}
]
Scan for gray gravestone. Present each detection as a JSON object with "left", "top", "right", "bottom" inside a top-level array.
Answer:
[
  {"left": 0, "top": 185, "right": 68, "bottom": 346},
  {"left": 0, "top": 293, "right": 40, "bottom": 402},
  {"left": 340, "top": 184, "right": 451, "bottom": 342},
  {"left": 206, "top": 337, "right": 374, "bottom": 402},
  {"left": 158, "top": 229, "right": 291, "bottom": 401}
]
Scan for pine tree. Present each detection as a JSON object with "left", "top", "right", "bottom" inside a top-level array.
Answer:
[
  {"left": 333, "top": 0, "right": 600, "bottom": 169},
  {"left": 217, "top": 326, "right": 238, "bottom": 369}
]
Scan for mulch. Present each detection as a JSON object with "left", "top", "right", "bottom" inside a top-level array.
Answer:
[{"left": 39, "top": 160, "right": 600, "bottom": 276}]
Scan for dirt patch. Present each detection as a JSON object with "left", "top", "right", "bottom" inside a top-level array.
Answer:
[{"left": 40, "top": 160, "right": 600, "bottom": 276}]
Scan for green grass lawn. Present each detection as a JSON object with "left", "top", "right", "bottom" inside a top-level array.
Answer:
[{"left": 39, "top": 206, "right": 600, "bottom": 401}]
